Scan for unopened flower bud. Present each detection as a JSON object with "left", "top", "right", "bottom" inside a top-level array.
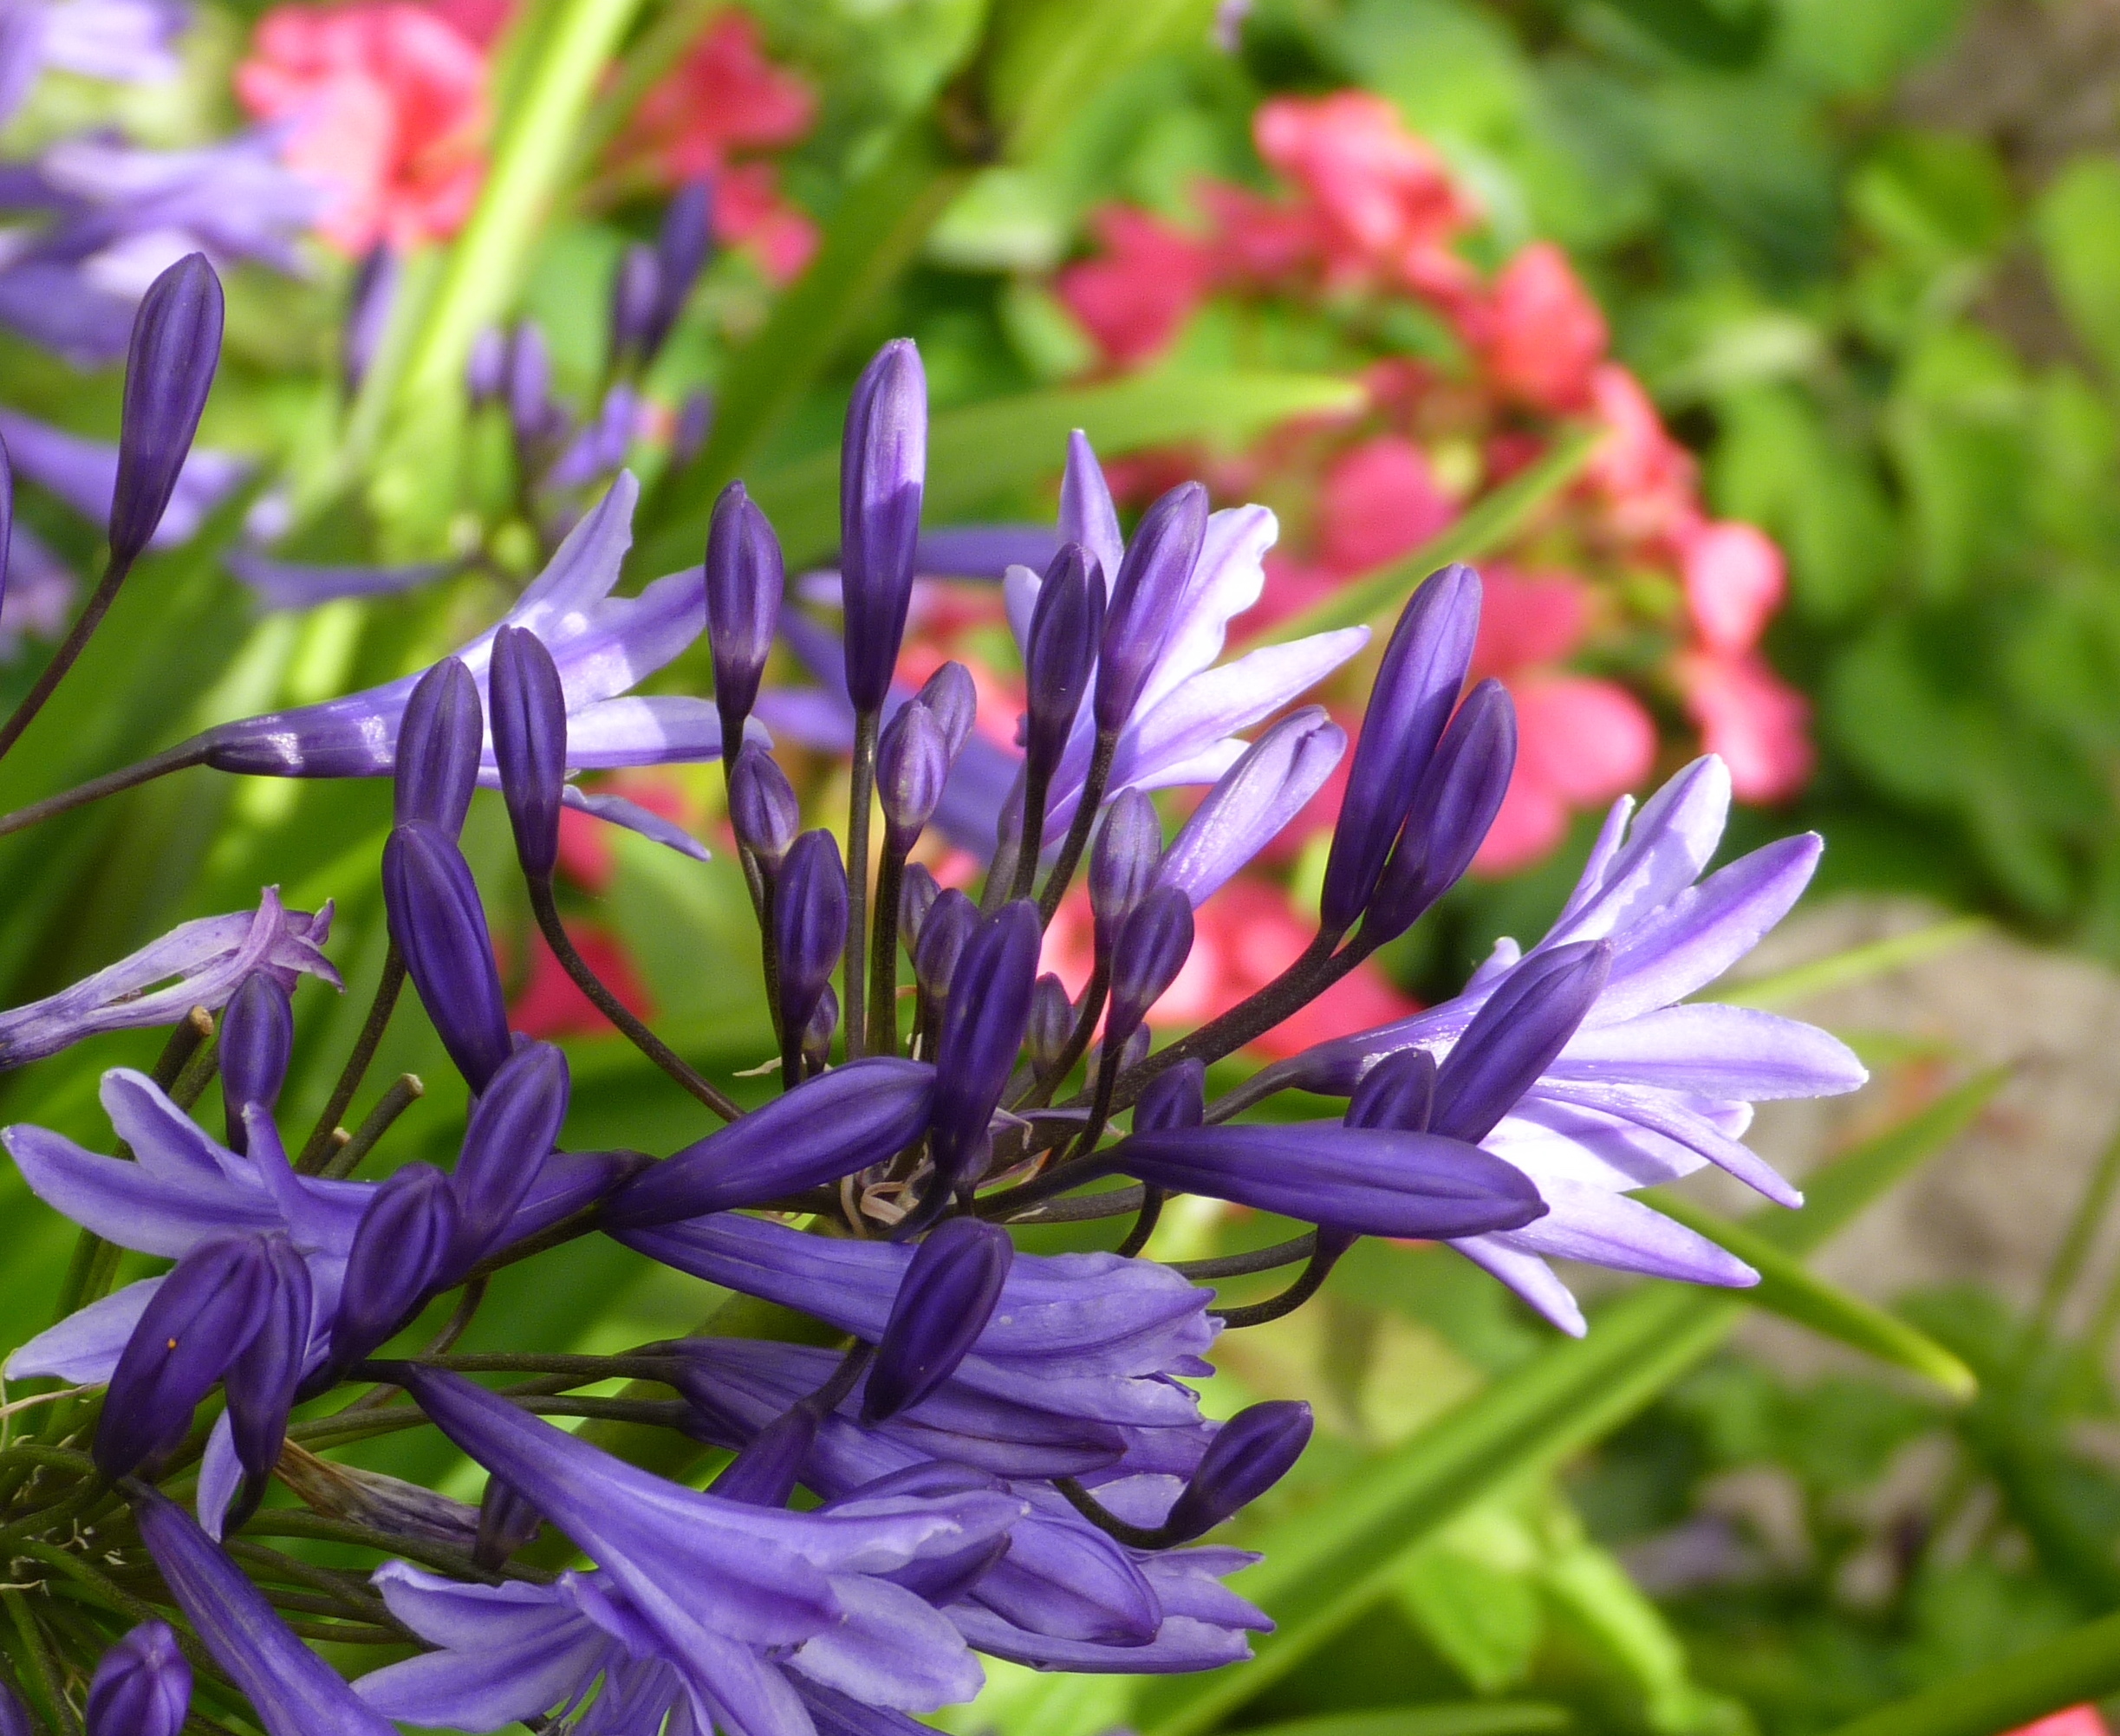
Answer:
[
  {"left": 774, "top": 831, "right": 847, "bottom": 1044},
  {"left": 382, "top": 822, "right": 510, "bottom": 1093},
  {"left": 1345, "top": 1046, "right": 1436, "bottom": 1134},
  {"left": 475, "top": 1477, "right": 542, "bottom": 1569},
  {"left": 706, "top": 481, "right": 784, "bottom": 751},
  {"left": 1026, "top": 972, "right": 1073, "bottom": 1073},
  {"left": 1104, "top": 885, "right": 1193, "bottom": 1050},
  {"left": 452, "top": 1041, "right": 569, "bottom": 1260},
  {"left": 1362, "top": 678, "right": 1516, "bottom": 945},
  {"left": 928, "top": 902, "right": 1040, "bottom": 1192},
  {"left": 877, "top": 698, "right": 949, "bottom": 852},
  {"left": 219, "top": 972, "right": 291, "bottom": 1154},
  {"left": 709, "top": 1402, "right": 816, "bottom": 1507},
  {"left": 111, "top": 252, "right": 224, "bottom": 564},
  {"left": 802, "top": 983, "right": 838, "bottom": 1074},
  {"left": 1090, "top": 788, "right": 1161, "bottom": 958},
  {"left": 1134, "top": 1057, "right": 1205, "bottom": 1134},
  {"left": 329, "top": 1163, "right": 461, "bottom": 1371},
  {"left": 1162, "top": 1401, "right": 1313, "bottom": 1542},
  {"left": 488, "top": 625, "right": 568, "bottom": 881},
  {"left": 840, "top": 340, "right": 927, "bottom": 712},
  {"left": 88, "top": 1621, "right": 191, "bottom": 1736},
  {"left": 1095, "top": 483, "right": 1206, "bottom": 734},
  {"left": 899, "top": 861, "right": 941, "bottom": 954},
  {"left": 728, "top": 743, "right": 799, "bottom": 872},
  {"left": 393, "top": 656, "right": 483, "bottom": 837},
  {"left": 864, "top": 1217, "right": 1014, "bottom": 1422},
  {"left": 1022, "top": 543, "right": 1103, "bottom": 777},
  {"left": 915, "top": 660, "right": 975, "bottom": 758},
  {"left": 608, "top": 242, "right": 660, "bottom": 370}
]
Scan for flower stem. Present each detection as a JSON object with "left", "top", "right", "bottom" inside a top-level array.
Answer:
[
  {"left": 867, "top": 842, "right": 907, "bottom": 1055},
  {"left": 317, "top": 1074, "right": 424, "bottom": 1181},
  {"left": 1210, "top": 1235, "right": 1350, "bottom": 1328},
  {"left": 843, "top": 710, "right": 878, "bottom": 1058},
  {"left": 297, "top": 945, "right": 406, "bottom": 1172},
  {"left": 0, "top": 741, "right": 210, "bottom": 841},
  {"left": 1036, "top": 729, "right": 1115, "bottom": 924},
  {"left": 3, "top": 1588, "right": 80, "bottom": 1736},
  {"left": 529, "top": 876, "right": 739, "bottom": 1119},
  {"left": 1010, "top": 762, "right": 1051, "bottom": 903},
  {"left": 0, "top": 555, "right": 133, "bottom": 768}
]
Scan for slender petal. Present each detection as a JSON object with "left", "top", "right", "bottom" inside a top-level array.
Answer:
[
  {"left": 1155, "top": 708, "right": 1344, "bottom": 907},
  {"left": 393, "top": 658, "right": 483, "bottom": 838},
  {"left": 707, "top": 480, "right": 784, "bottom": 750},
  {"left": 1164, "top": 1402, "right": 1312, "bottom": 1542},
  {"left": 488, "top": 624, "right": 568, "bottom": 880},
  {"left": 928, "top": 902, "right": 1040, "bottom": 1193},
  {"left": 1095, "top": 484, "right": 1207, "bottom": 734},
  {"left": 841, "top": 341, "right": 927, "bottom": 712},
  {"left": 1362, "top": 677, "right": 1515, "bottom": 943},
  {"left": 775, "top": 830, "right": 849, "bottom": 1043},
  {"left": 218, "top": 971, "right": 291, "bottom": 1154}
]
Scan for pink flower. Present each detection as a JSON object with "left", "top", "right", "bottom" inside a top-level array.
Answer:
[
  {"left": 237, "top": 2, "right": 490, "bottom": 254},
  {"left": 1675, "top": 649, "right": 1813, "bottom": 803},
  {"left": 1584, "top": 363, "right": 1700, "bottom": 547},
  {"left": 1474, "top": 672, "right": 1656, "bottom": 873},
  {"left": 1467, "top": 562, "right": 1591, "bottom": 680},
  {"left": 1057, "top": 206, "right": 1215, "bottom": 367},
  {"left": 1681, "top": 519, "right": 1785, "bottom": 654},
  {"left": 713, "top": 160, "right": 817, "bottom": 284},
  {"left": 2006, "top": 1712, "right": 2110, "bottom": 1736},
  {"left": 1481, "top": 241, "right": 1606, "bottom": 413},
  {"left": 1252, "top": 92, "right": 1473, "bottom": 290},
  {"left": 1316, "top": 433, "right": 1459, "bottom": 573}
]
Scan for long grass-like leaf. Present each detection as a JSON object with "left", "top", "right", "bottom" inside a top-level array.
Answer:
[{"left": 1823, "top": 1605, "right": 2120, "bottom": 1736}]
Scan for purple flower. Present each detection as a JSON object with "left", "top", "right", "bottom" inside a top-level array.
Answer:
[
  {"left": 927, "top": 901, "right": 1041, "bottom": 1200},
  {"left": 728, "top": 740, "right": 799, "bottom": 869},
  {"left": 875, "top": 698, "right": 950, "bottom": 853},
  {"left": 196, "top": 473, "right": 742, "bottom": 859},
  {"left": 0, "top": 886, "right": 335, "bottom": 1068},
  {"left": 840, "top": 340, "right": 927, "bottom": 713},
  {"left": 774, "top": 830, "right": 849, "bottom": 1046},
  {"left": 1020, "top": 542, "right": 1103, "bottom": 778},
  {"left": 218, "top": 972, "right": 291, "bottom": 1151},
  {"left": 393, "top": 657, "right": 482, "bottom": 837},
  {"left": 864, "top": 1218, "right": 1015, "bottom": 1422},
  {"left": 488, "top": 623, "right": 568, "bottom": 879},
  {"left": 1105, "top": 886, "right": 1194, "bottom": 1051},
  {"left": 1262, "top": 755, "right": 1868, "bottom": 1333},
  {"left": 1154, "top": 707, "right": 1345, "bottom": 907},
  {"left": 384, "top": 1366, "right": 1022, "bottom": 1733},
  {"left": 383, "top": 822, "right": 510, "bottom": 1092},
  {"left": 706, "top": 479, "right": 784, "bottom": 751},
  {"left": 132, "top": 1485, "right": 399, "bottom": 1736},
  {"left": 110, "top": 249, "right": 224, "bottom": 564},
  {"left": 1162, "top": 1401, "right": 1312, "bottom": 1542},
  {"left": 87, "top": 1620, "right": 189, "bottom": 1736}
]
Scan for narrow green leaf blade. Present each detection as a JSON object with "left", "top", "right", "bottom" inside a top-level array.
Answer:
[
  {"left": 1649, "top": 1193, "right": 1977, "bottom": 1397},
  {"left": 1717, "top": 916, "right": 1988, "bottom": 1011},
  {"left": 1232, "top": 1705, "right": 1572, "bottom": 1736},
  {"left": 1824, "top": 1605, "right": 2120, "bottom": 1736}
]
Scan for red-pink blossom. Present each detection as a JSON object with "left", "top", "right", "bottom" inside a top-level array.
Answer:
[
  {"left": 1585, "top": 363, "right": 1701, "bottom": 547},
  {"left": 1057, "top": 207, "right": 1215, "bottom": 367},
  {"left": 1676, "top": 649, "right": 1814, "bottom": 803},
  {"left": 1681, "top": 519, "right": 1786, "bottom": 654},
  {"left": 2005, "top": 1711, "right": 2110, "bottom": 1736},
  {"left": 1482, "top": 241, "right": 1606, "bottom": 413},
  {"left": 237, "top": 1, "right": 490, "bottom": 254},
  {"left": 1316, "top": 434, "right": 1459, "bottom": 573},
  {"left": 1477, "top": 673, "right": 1656, "bottom": 875},
  {"left": 1468, "top": 563, "right": 1591, "bottom": 681}
]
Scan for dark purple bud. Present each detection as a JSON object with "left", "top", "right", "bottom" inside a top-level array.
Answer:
[
  {"left": 826, "top": 1462, "right": 1012, "bottom": 1603},
  {"left": 506, "top": 321, "right": 555, "bottom": 452},
  {"left": 673, "top": 390, "right": 713, "bottom": 465},
  {"left": 706, "top": 481, "right": 784, "bottom": 750},
  {"left": 728, "top": 742, "right": 799, "bottom": 870},
  {"left": 774, "top": 830, "right": 847, "bottom": 1042},
  {"left": 1429, "top": 940, "right": 1611, "bottom": 1144},
  {"left": 710, "top": 1401, "right": 816, "bottom": 1507},
  {"left": 1104, "top": 885, "right": 1193, "bottom": 1049},
  {"left": 111, "top": 252, "right": 224, "bottom": 564},
  {"left": 1362, "top": 679, "right": 1516, "bottom": 945},
  {"left": 1023, "top": 543, "right": 1103, "bottom": 777},
  {"left": 604, "top": 1056, "right": 934, "bottom": 1226},
  {"left": 1094, "top": 483, "right": 1208, "bottom": 734},
  {"left": 863, "top": 1218, "right": 1014, "bottom": 1422},
  {"left": 393, "top": 656, "right": 483, "bottom": 837},
  {"left": 1319, "top": 564, "right": 1480, "bottom": 938},
  {"left": 1026, "top": 972, "right": 1073, "bottom": 1073},
  {"left": 608, "top": 242, "right": 660, "bottom": 368},
  {"left": 913, "top": 887, "right": 978, "bottom": 1005},
  {"left": 330, "top": 1162, "right": 461, "bottom": 1369},
  {"left": 900, "top": 861, "right": 941, "bottom": 954},
  {"left": 928, "top": 902, "right": 1041, "bottom": 1191},
  {"left": 218, "top": 972, "right": 291, "bottom": 1155},
  {"left": 877, "top": 698, "right": 949, "bottom": 852},
  {"left": 452, "top": 1040, "right": 569, "bottom": 1262},
  {"left": 383, "top": 822, "right": 511, "bottom": 1093},
  {"left": 802, "top": 984, "right": 839, "bottom": 1074},
  {"left": 1090, "top": 788, "right": 1162, "bottom": 958},
  {"left": 1346, "top": 1046, "right": 1435, "bottom": 1133},
  {"left": 915, "top": 660, "right": 976, "bottom": 758},
  {"left": 87, "top": 1621, "right": 190, "bottom": 1736},
  {"left": 1163, "top": 1401, "right": 1313, "bottom": 1542},
  {"left": 97, "top": 1234, "right": 272, "bottom": 1479},
  {"left": 343, "top": 243, "right": 399, "bottom": 396},
  {"left": 0, "top": 1674, "right": 28, "bottom": 1736},
  {"left": 488, "top": 624, "right": 568, "bottom": 881},
  {"left": 648, "top": 179, "right": 713, "bottom": 356},
  {"left": 474, "top": 1477, "right": 541, "bottom": 1569},
  {"left": 466, "top": 326, "right": 507, "bottom": 406},
  {"left": 224, "top": 1232, "right": 312, "bottom": 1490},
  {"left": 1103, "top": 1022, "right": 1150, "bottom": 1076},
  {"left": 840, "top": 339, "right": 927, "bottom": 712},
  {"left": 1134, "top": 1057, "right": 1205, "bottom": 1134}
]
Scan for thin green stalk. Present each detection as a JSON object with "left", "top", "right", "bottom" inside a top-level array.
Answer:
[
  {"left": 1822, "top": 1605, "right": 2120, "bottom": 1736},
  {"left": 4, "top": 1590, "right": 78, "bottom": 1736},
  {"left": 318, "top": 1073, "right": 424, "bottom": 1181},
  {"left": 1036, "top": 731, "right": 1115, "bottom": 924},
  {"left": 563, "top": 0, "right": 725, "bottom": 183},
  {"left": 0, "top": 556, "right": 134, "bottom": 767},
  {"left": 2026, "top": 1115, "right": 2120, "bottom": 1353},
  {"left": 0, "top": 742, "right": 209, "bottom": 841},
  {"left": 297, "top": 945, "right": 406, "bottom": 1171},
  {"left": 868, "top": 842, "right": 907, "bottom": 1054},
  {"left": 843, "top": 711, "right": 878, "bottom": 1058}
]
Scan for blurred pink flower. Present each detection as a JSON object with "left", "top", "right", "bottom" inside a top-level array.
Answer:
[
  {"left": 1316, "top": 433, "right": 1458, "bottom": 573},
  {"left": 1476, "top": 672, "right": 1656, "bottom": 873},
  {"left": 1057, "top": 206, "right": 1214, "bottom": 368},
  {"left": 1480, "top": 241, "right": 1605, "bottom": 413},
  {"left": 237, "top": 1, "right": 490, "bottom": 254},
  {"left": 1676, "top": 649, "right": 1813, "bottom": 803},
  {"left": 1584, "top": 362, "right": 1700, "bottom": 547},
  {"left": 1466, "top": 562, "right": 1592, "bottom": 680},
  {"left": 2006, "top": 1712, "right": 2110, "bottom": 1736},
  {"left": 1681, "top": 519, "right": 1785, "bottom": 654}
]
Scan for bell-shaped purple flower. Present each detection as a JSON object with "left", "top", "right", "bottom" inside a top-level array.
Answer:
[
  {"left": 913, "top": 887, "right": 977, "bottom": 1005},
  {"left": 95, "top": 1232, "right": 275, "bottom": 1480},
  {"left": 900, "top": 861, "right": 941, "bottom": 953},
  {"left": 1428, "top": 940, "right": 1611, "bottom": 1145},
  {"left": 381, "top": 822, "right": 510, "bottom": 1093},
  {"left": 712, "top": 1401, "right": 823, "bottom": 1507},
  {"left": 87, "top": 1621, "right": 190, "bottom": 1736},
  {"left": 1155, "top": 708, "right": 1344, "bottom": 907},
  {"left": 706, "top": 480, "right": 784, "bottom": 751},
  {"left": 1090, "top": 788, "right": 1161, "bottom": 959},
  {"left": 1105, "top": 885, "right": 1193, "bottom": 1050},
  {"left": 608, "top": 241, "right": 660, "bottom": 367},
  {"left": 928, "top": 901, "right": 1040, "bottom": 1193},
  {"left": 774, "top": 829, "right": 848, "bottom": 1044},
  {"left": 1026, "top": 973, "right": 1072, "bottom": 1073},
  {"left": 218, "top": 971, "right": 290, "bottom": 1156},
  {"left": 1134, "top": 1058, "right": 1205, "bottom": 1134},
  {"left": 1163, "top": 1401, "right": 1313, "bottom": 1543},
  {"left": 110, "top": 251, "right": 223, "bottom": 564},
  {"left": 1094, "top": 483, "right": 1208, "bottom": 734},
  {"left": 133, "top": 1485, "right": 398, "bottom": 1736},
  {"left": 1319, "top": 564, "right": 1480, "bottom": 938},
  {"left": 488, "top": 623, "right": 567, "bottom": 881},
  {"left": 728, "top": 741, "right": 799, "bottom": 871},
  {"left": 840, "top": 339, "right": 927, "bottom": 713},
  {"left": 877, "top": 697, "right": 949, "bottom": 852},
  {"left": 452, "top": 1040, "right": 569, "bottom": 1258},
  {"left": 393, "top": 656, "right": 483, "bottom": 837},
  {"left": 223, "top": 1230, "right": 313, "bottom": 1492},
  {"left": 328, "top": 1162, "right": 461, "bottom": 1369},
  {"left": 1362, "top": 678, "right": 1516, "bottom": 944},
  {"left": 604, "top": 1057, "right": 936, "bottom": 1227},
  {"left": 865, "top": 1218, "right": 1015, "bottom": 1423},
  {"left": 1022, "top": 543, "right": 1103, "bottom": 777}
]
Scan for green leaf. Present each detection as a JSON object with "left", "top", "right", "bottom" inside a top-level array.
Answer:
[
  {"left": 673, "top": 369, "right": 1362, "bottom": 572},
  {"left": 1716, "top": 916, "right": 1987, "bottom": 1010},
  {"left": 1230, "top": 1707, "right": 1571, "bottom": 1736},
  {"left": 1600, "top": 0, "right": 1772, "bottom": 68},
  {"left": 1823, "top": 1604, "right": 2120, "bottom": 1736},
  {"left": 1646, "top": 1193, "right": 1978, "bottom": 1398},
  {"left": 1260, "top": 426, "right": 1604, "bottom": 644},
  {"left": 1131, "top": 1071, "right": 2005, "bottom": 1736},
  {"left": 2037, "top": 157, "right": 2120, "bottom": 382}
]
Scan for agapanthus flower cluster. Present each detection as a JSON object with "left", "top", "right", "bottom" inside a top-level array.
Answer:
[
  {"left": 0, "top": 250, "right": 1860, "bottom": 1735},
  {"left": 1052, "top": 89, "right": 1815, "bottom": 871}
]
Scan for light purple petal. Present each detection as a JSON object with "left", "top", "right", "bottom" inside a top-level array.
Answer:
[
  {"left": 359, "top": 1566, "right": 608, "bottom": 1729},
  {"left": 1134, "top": 505, "right": 1278, "bottom": 717},
  {"left": 787, "top": 1577, "right": 985, "bottom": 1711},
  {"left": 4, "top": 1273, "right": 162, "bottom": 1380},
  {"left": 1481, "top": 1178, "right": 1759, "bottom": 1289},
  {"left": 558, "top": 788, "right": 711, "bottom": 861},
  {"left": 1542, "top": 757, "right": 1730, "bottom": 950},
  {"left": 3, "top": 1123, "right": 281, "bottom": 1253},
  {"left": 1448, "top": 1237, "right": 1586, "bottom": 1336},
  {"left": 1552, "top": 1004, "right": 1868, "bottom": 1101},
  {"left": 1526, "top": 1078, "right": 1801, "bottom": 1207},
  {"left": 230, "top": 553, "right": 455, "bottom": 612},
  {"left": 1157, "top": 708, "right": 1345, "bottom": 905}
]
